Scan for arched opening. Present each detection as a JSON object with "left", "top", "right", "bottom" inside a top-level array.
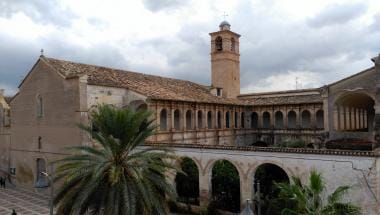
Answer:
[
  {"left": 160, "top": 109, "right": 167, "bottom": 131},
  {"left": 35, "top": 158, "right": 48, "bottom": 187},
  {"left": 175, "top": 157, "right": 199, "bottom": 205},
  {"left": 211, "top": 160, "right": 240, "bottom": 213},
  {"left": 301, "top": 110, "right": 311, "bottom": 129},
  {"left": 287, "top": 111, "right": 296, "bottom": 129},
  {"left": 129, "top": 100, "right": 147, "bottom": 111},
  {"left": 231, "top": 38, "right": 235, "bottom": 52},
  {"left": 253, "top": 163, "right": 290, "bottom": 215},
  {"left": 262, "top": 112, "right": 271, "bottom": 129},
  {"left": 215, "top": 36, "right": 223, "bottom": 51},
  {"left": 251, "top": 112, "right": 258, "bottom": 128},
  {"left": 274, "top": 111, "right": 284, "bottom": 129},
  {"left": 316, "top": 110, "right": 324, "bottom": 129},
  {"left": 136, "top": 103, "right": 147, "bottom": 111},
  {"left": 217, "top": 111, "right": 222, "bottom": 129},
  {"left": 207, "top": 111, "right": 212, "bottom": 129},
  {"left": 334, "top": 93, "right": 375, "bottom": 132},
  {"left": 174, "top": 109, "right": 180, "bottom": 130},
  {"left": 241, "top": 112, "right": 245, "bottom": 128},
  {"left": 197, "top": 110, "right": 203, "bottom": 129},
  {"left": 234, "top": 112, "right": 238, "bottom": 128},
  {"left": 225, "top": 111, "right": 230, "bottom": 128},
  {"left": 186, "top": 110, "right": 192, "bottom": 130}
]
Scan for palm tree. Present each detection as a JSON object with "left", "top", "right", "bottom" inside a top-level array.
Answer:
[
  {"left": 53, "top": 104, "right": 177, "bottom": 215},
  {"left": 275, "top": 170, "right": 361, "bottom": 215}
]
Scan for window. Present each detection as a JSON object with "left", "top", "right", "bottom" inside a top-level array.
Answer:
[
  {"left": 207, "top": 111, "right": 212, "bottom": 129},
  {"left": 225, "top": 111, "right": 230, "bottom": 128},
  {"left": 262, "top": 112, "right": 271, "bottom": 129},
  {"left": 234, "top": 112, "right": 238, "bottom": 128},
  {"left": 241, "top": 112, "right": 245, "bottom": 128},
  {"left": 301, "top": 110, "right": 311, "bottom": 128},
  {"left": 160, "top": 109, "right": 167, "bottom": 131},
  {"left": 316, "top": 110, "right": 324, "bottom": 129},
  {"left": 216, "top": 88, "right": 222, "bottom": 97},
  {"left": 215, "top": 36, "right": 223, "bottom": 51},
  {"left": 186, "top": 110, "right": 192, "bottom": 130},
  {"left": 36, "top": 95, "right": 43, "bottom": 118},
  {"left": 251, "top": 112, "right": 258, "bottom": 128},
  {"left": 174, "top": 109, "right": 180, "bottom": 130},
  {"left": 288, "top": 111, "right": 297, "bottom": 129},
  {"left": 275, "top": 111, "right": 284, "bottom": 129},
  {"left": 217, "top": 111, "right": 222, "bottom": 129},
  {"left": 197, "top": 110, "right": 203, "bottom": 129}
]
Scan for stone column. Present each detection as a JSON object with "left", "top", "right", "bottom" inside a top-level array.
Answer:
[
  {"left": 356, "top": 108, "right": 360, "bottom": 130},
  {"left": 350, "top": 107, "right": 356, "bottom": 130},
  {"left": 199, "top": 172, "right": 211, "bottom": 207},
  {"left": 345, "top": 107, "right": 351, "bottom": 130},
  {"left": 340, "top": 106, "right": 346, "bottom": 130},
  {"left": 240, "top": 175, "right": 253, "bottom": 210},
  {"left": 333, "top": 105, "right": 339, "bottom": 130},
  {"left": 364, "top": 110, "right": 368, "bottom": 129}
]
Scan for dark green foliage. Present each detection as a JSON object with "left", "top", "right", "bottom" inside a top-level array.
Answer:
[
  {"left": 206, "top": 201, "right": 221, "bottom": 215},
  {"left": 211, "top": 160, "right": 240, "bottom": 213},
  {"left": 276, "top": 170, "right": 362, "bottom": 215},
  {"left": 53, "top": 104, "right": 177, "bottom": 215},
  {"left": 254, "top": 164, "right": 290, "bottom": 215},
  {"left": 175, "top": 157, "right": 199, "bottom": 205}
]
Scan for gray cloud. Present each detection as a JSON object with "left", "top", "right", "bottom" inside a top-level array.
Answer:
[
  {"left": 142, "top": 0, "right": 189, "bottom": 12},
  {"left": 308, "top": 2, "right": 367, "bottom": 28},
  {"left": 370, "top": 13, "right": 380, "bottom": 32},
  {"left": 0, "top": 0, "right": 76, "bottom": 27}
]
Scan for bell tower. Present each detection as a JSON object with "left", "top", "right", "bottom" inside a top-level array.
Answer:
[{"left": 210, "top": 21, "right": 241, "bottom": 98}]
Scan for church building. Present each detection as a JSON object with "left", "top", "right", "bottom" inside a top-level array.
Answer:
[{"left": 2, "top": 21, "right": 380, "bottom": 213}]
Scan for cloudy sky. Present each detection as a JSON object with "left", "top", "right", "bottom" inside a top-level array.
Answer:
[{"left": 0, "top": 0, "right": 379, "bottom": 96}]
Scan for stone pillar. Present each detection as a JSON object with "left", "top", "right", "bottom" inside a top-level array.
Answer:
[
  {"left": 339, "top": 106, "right": 345, "bottom": 130},
  {"left": 199, "top": 172, "right": 211, "bottom": 207},
  {"left": 240, "top": 175, "right": 253, "bottom": 210},
  {"left": 350, "top": 107, "right": 356, "bottom": 130},
  {"left": 333, "top": 105, "right": 339, "bottom": 130},
  {"left": 356, "top": 108, "right": 360, "bottom": 130},
  {"left": 364, "top": 110, "right": 368, "bottom": 129},
  {"left": 345, "top": 107, "right": 351, "bottom": 130},
  {"left": 168, "top": 107, "right": 172, "bottom": 131}
]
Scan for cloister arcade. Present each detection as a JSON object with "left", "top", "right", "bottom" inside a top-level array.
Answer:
[{"left": 156, "top": 104, "right": 324, "bottom": 132}]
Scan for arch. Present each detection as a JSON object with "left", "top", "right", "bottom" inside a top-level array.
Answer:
[
  {"left": 274, "top": 111, "right": 284, "bottom": 129},
  {"left": 287, "top": 111, "right": 297, "bottom": 129},
  {"left": 129, "top": 100, "right": 147, "bottom": 111},
  {"left": 225, "top": 111, "right": 230, "bottom": 128},
  {"left": 175, "top": 157, "right": 200, "bottom": 205},
  {"left": 241, "top": 112, "right": 245, "bottom": 128},
  {"left": 174, "top": 109, "right": 181, "bottom": 130},
  {"left": 35, "top": 158, "right": 48, "bottom": 187},
  {"left": 231, "top": 37, "right": 235, "bottom": 52},
  {"left": 186, "top": 110, "right": 193, "bottom": 130},
  {"left": 251, "top": 112, "right": 258, "bottom": 128},
  {"left": 253, "top": 163, "right": 290, "bottom": 214},
  {"left": 301, "top": 110, "right": 311, "bottom": 128},
  {"left": 262, "top": 112, "right": 271, "bottom": 129},
  {"left": 159, "top": 109, "right": 167, "bottom": 131},
  {"left": 334, "top": 92, "right": 375, "bottom": 132},
  {"left": 197, "top": 110, "right": 203, "bottom": 129},
  {"left": 234, "top": 112, "right": 238, "bottom": 128},
  {"left": 217, "top": 111, "right": 222, "bottom": 129},
  {"left": 316, "top": 109, "right": 324, "bottom": 129},
  {"left": 211, "top": 159, "right": 240, "bottom": 213},
  {"left": 207, "top": 111, "right": 212, "bottom": 129},
  {"left": 36, "top": 94, "right": 43, "bottom": 117},
  {"left": 215, "top": 36, "right": 223, "bottom": 51}
]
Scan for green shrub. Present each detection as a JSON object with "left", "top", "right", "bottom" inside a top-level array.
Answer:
[{"left": 286, "top": 139, "right": 305, "bottom": 148}]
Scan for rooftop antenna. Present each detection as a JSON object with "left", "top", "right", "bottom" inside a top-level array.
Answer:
[{"left": 40, "top": 49, "right": 44, "bottom": 57}]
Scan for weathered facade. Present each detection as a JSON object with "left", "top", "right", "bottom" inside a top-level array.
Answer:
[
  {"left": 3, "top": 21, "right": 380, "bottom": 213},
  {"left": 0, "top": 89, "right": 11, "bottom": 176}
]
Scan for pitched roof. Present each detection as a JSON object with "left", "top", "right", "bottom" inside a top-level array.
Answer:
[
  {"left": 244, "top": 94, "right": 323, "bottom": 106},
  {"left": 42, "top": 57, "right": 248, "bottom": 105}
]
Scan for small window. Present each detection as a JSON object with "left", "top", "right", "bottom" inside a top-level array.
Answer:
[
  {"left": 216, "top": 88, "right": 222, "bottom": 97},
  {"left": 36, "top": 95, "right": 43, "bottom": 118},
  {"left": 35, "top": 158, "right": 48, "bottom": 187}
]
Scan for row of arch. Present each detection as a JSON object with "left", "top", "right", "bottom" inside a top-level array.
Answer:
[
  {"left": 175, "top": 157, "right": 289, "bottom": 213},
  {"left": 159, "top": 109, "right": 324, "bottom": 131}
]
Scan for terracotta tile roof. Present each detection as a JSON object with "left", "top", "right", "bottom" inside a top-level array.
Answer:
[
  {"left": 246, "top": 94, "right": 323, "bottom": 106},
  {"left": 42, "top": 57, "right": 248, "bottom": 105}
]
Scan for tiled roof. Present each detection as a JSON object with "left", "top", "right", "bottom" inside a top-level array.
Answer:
[
  {"left": 43, "top": 57, "right": 248, "bottom": 105},
  {"left": 246, "top": 94, "right": 323, "bottom": 106}
]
